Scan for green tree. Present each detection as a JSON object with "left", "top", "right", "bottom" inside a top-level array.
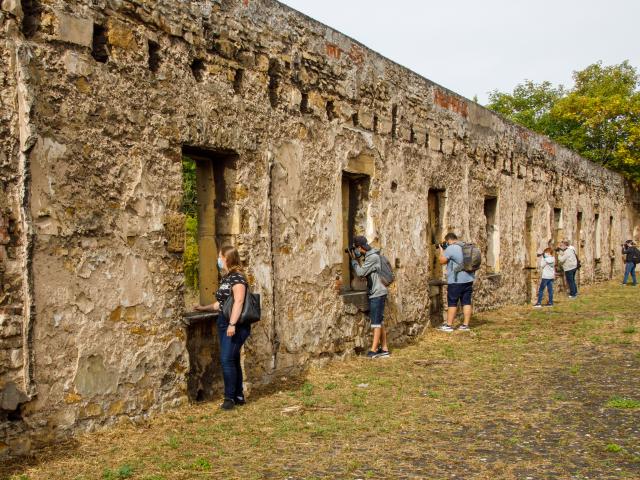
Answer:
[
  {"left": 487, "top": 80, "right": 565, "bottom": 136},
  {"left": 486, "top": 61, "right": 640, "bottom": 185},
  {"left": 182, "top": 156, "right": 199, "bottom": 292}
]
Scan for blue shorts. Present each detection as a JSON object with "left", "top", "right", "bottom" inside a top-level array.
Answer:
[
  {"left": 368, "top": 295, "right": 386, "bottom": 328},
  {"left": 447, "top": 282, "right": 473, "bottom": 307}
]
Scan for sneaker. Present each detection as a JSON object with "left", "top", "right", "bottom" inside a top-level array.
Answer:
[
  {"left": 366, "top": 350, "right": 380, "bottom": 359},
  {"left": 377, "top": 349, "right": 391, "bottom": 357},
  {"left": 568, "top": 295, "right": 576, "bottom": 299},
  {"left": 234, "top": 396, "right": 246, "bottom": 406},
  {"left": 220, "top": 398, "right": 235, "bottom": 410},
  {"left": 457, "top": 325, "right": 471, "bottom": 332},
  {"left": 438, "top": 324, "right": 454, "bottom": 332},
  {"left": 533, "top": 304, "right": 542, "bottom": 308},
  {"left": 543, "top": 303, "right": 554, "bottom": 307}
]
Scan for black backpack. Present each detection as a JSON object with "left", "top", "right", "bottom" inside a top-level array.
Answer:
[{"left": 630, "top": 247, "right": 640, "bottom": 264}]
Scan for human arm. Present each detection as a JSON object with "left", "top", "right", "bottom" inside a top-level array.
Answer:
[
  {"left": 351, "top": 253, "right": 378, "bottom": 277},
  {"left": 194, "top": 302, "right": 220, "bottom": 312},
  {"left": 438, "top": 245, "right": 449, "bottom": 265},
  {"left": 226, "top": 282, "right": 246, "bottom": 336}
]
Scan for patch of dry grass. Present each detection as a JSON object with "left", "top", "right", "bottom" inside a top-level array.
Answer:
[{"left": 3, "top": 281, "right": 639, "bottom": 479}]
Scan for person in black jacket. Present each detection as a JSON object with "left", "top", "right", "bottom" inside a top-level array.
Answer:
[{"left": 621, "top": 240, "right": 639, "bottom": 286}]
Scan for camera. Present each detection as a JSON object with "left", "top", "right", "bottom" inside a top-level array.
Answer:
[
  {"left": 536, "top": 252, "right": 543, "bottom": 257},
  {"left": 344, "top": 245, "right": 357, "bottom": 255},
  {"left": 434, "top": 241, "right": 448, "bottom": 249}
]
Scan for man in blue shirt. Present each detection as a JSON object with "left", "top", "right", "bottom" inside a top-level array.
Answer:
[{"left": 437, "top": 232, "right": 475, "bottom": 332}]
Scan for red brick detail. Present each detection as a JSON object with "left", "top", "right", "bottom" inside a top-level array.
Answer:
[
  {"left": 325, "top": 43, "right": 341, "bottom": 60},
  {"left": 541, "top": 139, "right": 556, "bottom": 156},
  {"left": 433, "top": 89, "right": 468, "bottom": 118},
  {"left": 516, "top": 129, "right": 530, "bottom": 142},
  {"left": 242, "top": 0, "right": 249, "bottom": 6}
]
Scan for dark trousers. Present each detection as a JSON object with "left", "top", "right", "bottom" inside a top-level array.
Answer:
[
  {"left": 217, "top": 313, "right": 251, "bottom": 400},
  {"left": 565, "top": 268, "right": 578, "bottom": 297},
  {"left": 536, "top": 278, "right": 554, "bottom": 305},
  {"left": 623, "top": 262, "right": 637, "bottom": 285}
]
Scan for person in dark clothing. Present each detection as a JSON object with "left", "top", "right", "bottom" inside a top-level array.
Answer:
[
  {"left": 621, "top": 240, "right": 639, "bottom": 286},
  {"left": 195, "top": 246, "right": 251, "bottom": 410}
]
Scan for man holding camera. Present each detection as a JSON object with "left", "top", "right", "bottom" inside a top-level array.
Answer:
[
  {"left": 349, "top": 236, "right": 390, "bottom": 358},
  {"left": 557, "top": 240, "right": 579, "bottom": 298},
  {"left": 621, "top": 240, "right": 639, "bottom": 286},
  {"left": 437, "top": 232, "right": 475, "bottom": 332}
]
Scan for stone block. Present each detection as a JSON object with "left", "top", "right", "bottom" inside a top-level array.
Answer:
[
  {"left": 9, "top": 348, "right": 22, "bottom": 368},
  {"left": 307, "top": 91, "right": 325, "bottom": 114},
  {"left": 62, "top": 51, "right": 93, "bottom": 77},
  {"left": 357, "top": 106, "right": 374, "bottom": 131},
  {"left": 377, "top": 115, "right": 393, "bottom": 135},
  {"left": 0, "top": 382, "right": 28, "bottom": 410},
  {"left": 107, "top": 19, "right": 137, "bottom": 50},
  {"left": 442, "top": 138, "right": 454, "bottom": 155},
  {"left": 1, "top": 0, "right": 22, "bottom": 20},
  {"left": 54, "top": 11, "right": 93, "bottom": 48}
]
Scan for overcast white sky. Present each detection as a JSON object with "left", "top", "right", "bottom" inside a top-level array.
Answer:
[{"left": 279, "top": 0, "right": 640, "bottom": 104}]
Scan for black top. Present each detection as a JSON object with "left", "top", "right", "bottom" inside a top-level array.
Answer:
[
  {"left": 623, "top": 245, "right": 639, "bottom": 263},
  {"left": 216, "top": 272, "right": 248, "bottom": 304}
]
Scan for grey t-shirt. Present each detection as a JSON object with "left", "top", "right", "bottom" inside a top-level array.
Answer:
[{"left": 444, "top": 243, "right": 476, "bottom": 284}]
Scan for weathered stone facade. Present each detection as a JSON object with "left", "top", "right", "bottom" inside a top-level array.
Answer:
[{"left": 1, "top": 0, "right": 638, "bottom": 458}]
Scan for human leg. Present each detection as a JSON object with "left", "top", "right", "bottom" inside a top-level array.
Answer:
[
  {"left": 461, "top": 283, "right": 473, "bottom": 326},
  {"left": 232, "top": 325, "right": 251, "bottom": 402},
  {"left": 217, "top": 318, "right": 237, "bottom": 401},
  {"left": 368, "top": 295, "right": 385, "bottom": 352},
  {"left": 536, "top": 280, "right": 545, "bottom": 305},
  {"left": 623, "top": 262, "right": 632, "bottom": 284}
]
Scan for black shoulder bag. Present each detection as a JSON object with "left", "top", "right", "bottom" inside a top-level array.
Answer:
[{"left": 222, "top": 283, "right": 261, "bottom": 325}]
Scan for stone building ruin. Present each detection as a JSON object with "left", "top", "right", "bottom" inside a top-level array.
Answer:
[{"left": 1, "top": 0, "right": 639, "bottom": 458}]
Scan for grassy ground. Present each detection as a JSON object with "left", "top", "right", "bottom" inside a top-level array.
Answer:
[{"left": 3, "top": 281, "right": 639, "bottom": 480}]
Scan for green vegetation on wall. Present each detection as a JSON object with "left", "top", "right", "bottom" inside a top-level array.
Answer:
[{"left": 182, "top": 156, "right": 199, "bottom": 293}]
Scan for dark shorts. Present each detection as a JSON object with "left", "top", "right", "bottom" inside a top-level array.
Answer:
[
  {"left": 447, "top": 282, "right": 473, "bottom": 307},
  {"left": 368, "top": 295, "right": 386, "bottom": 328}
]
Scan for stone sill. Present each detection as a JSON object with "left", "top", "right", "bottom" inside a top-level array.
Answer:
[
  {"left": 182, "top": 311, "right": 218, "bottom": 326},
  {"left": 485, "top": 273, "right": 502, "bottom": 281},
  {"left": 340, "top": 290, "right": 369, "bottom": 312},
  {"left": 428, "top": 279, "right": 447, "bottom": 286}
]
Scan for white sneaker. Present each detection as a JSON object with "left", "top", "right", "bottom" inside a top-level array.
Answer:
[
  {"left": 533, "top": 304, "right": 542, "bottom": 308},
  {"left": 438, "top": 324, "right": 454, "bottom": 332},
  {"left": 457, "top": 325, "right": 471, "bottom": 332}
]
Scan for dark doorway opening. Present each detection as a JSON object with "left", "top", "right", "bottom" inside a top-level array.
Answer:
[{"left": 182, "top": 146, "right": 239, "bottom": 401}]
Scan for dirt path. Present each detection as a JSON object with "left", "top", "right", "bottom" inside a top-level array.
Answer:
[{"left": 3, "top": 282, "right": 639, "bottom": 480}]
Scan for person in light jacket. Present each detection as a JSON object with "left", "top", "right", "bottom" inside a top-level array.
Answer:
[
  {"left": 534, "top": 248, "right": 555, "bottom": 307},
  {"left": 557, "top": 240, "right": 579, "bottom": 298},
  {"left": 350, "top": 236, "right": 390, "bottom": 359}
]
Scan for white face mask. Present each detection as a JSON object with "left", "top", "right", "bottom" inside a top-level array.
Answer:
[{"left": 217, "top": 258, "right": 224, "bottom": 270}]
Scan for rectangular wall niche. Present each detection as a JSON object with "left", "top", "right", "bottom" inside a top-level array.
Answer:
[
  {"left": 340, "top": 154, "right": 373, "bottom": 292},
  {"left": 182, "top": 146, "right": 239, "bottom": 402},
  {"left": 341, "top": 173, "right": 370, "bottom": 291},
  {"left": 484, "top": 196, "right": 499, "bottom": 272},
  {"left": 427, "top": 189, "right": 446, "bottom": 323},
  {"left": 427, "top": 189, "right": 446, "bottom": 276},
  {"left": 525, "top": 202, "right": 536, "bottom": 268},
  {"left": 594, "top": 213, "right": 601, "bottom": 262},
  {"left": 553, "top": 207, "right": 563, "bottom": 245},
  {"left": 576, "top": 211, "right": 583, "bottom": 256}
]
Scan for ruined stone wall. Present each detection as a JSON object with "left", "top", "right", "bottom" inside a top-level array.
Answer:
[{"left": 0, "top": 0, "right": 638, "bottom": 458}]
